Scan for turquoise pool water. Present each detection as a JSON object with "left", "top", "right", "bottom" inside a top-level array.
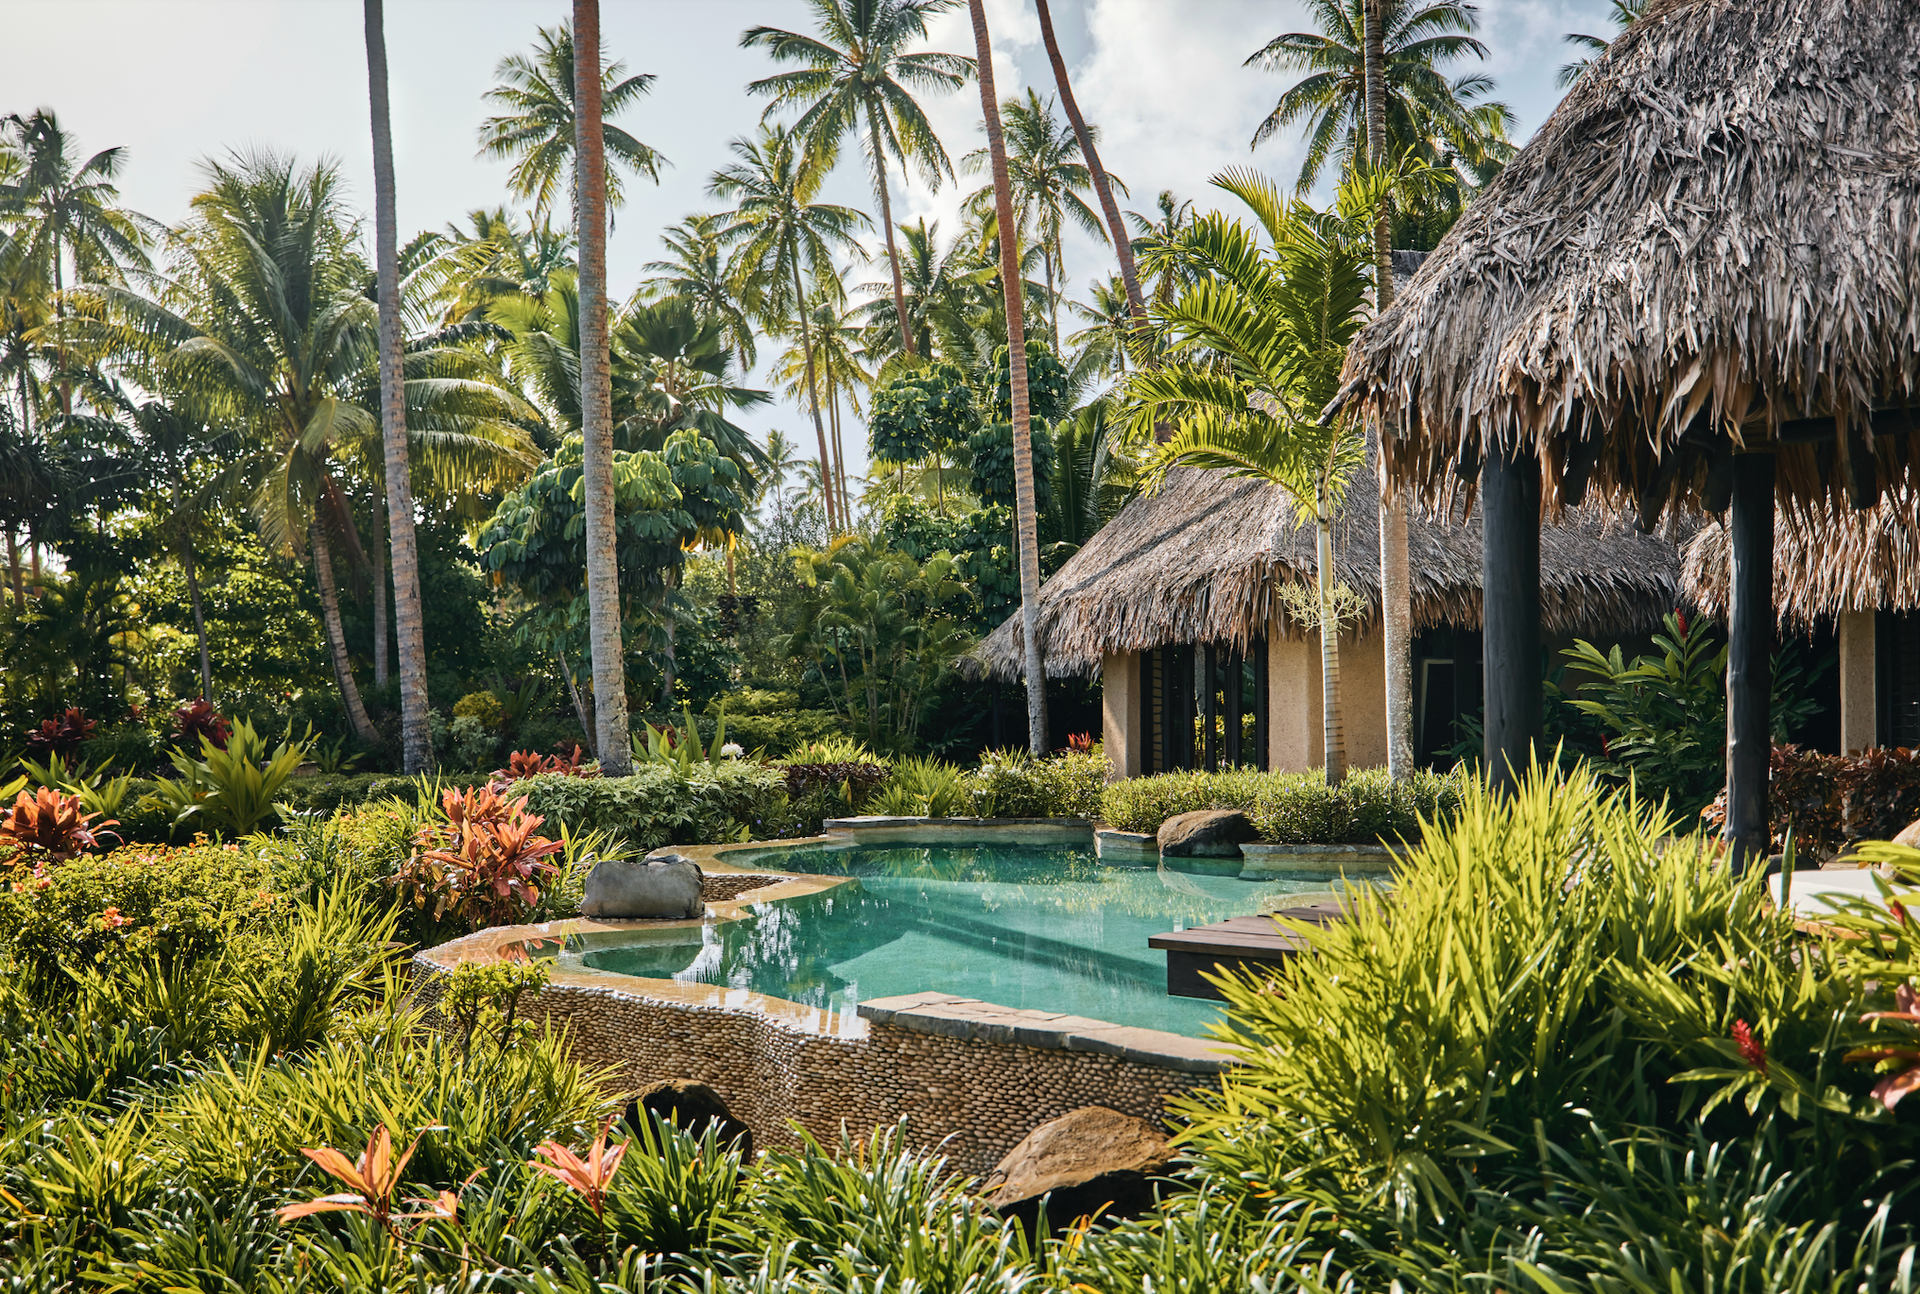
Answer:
[{"left": 572, "top": 845, "right": 1358, "bottom": 1037}]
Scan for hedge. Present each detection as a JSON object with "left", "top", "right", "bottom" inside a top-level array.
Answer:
[
  {"left": 506, "top": 764, "right": 792, "bottom": 852},
  {"left": 1101, "top": 766, "right": 1467, "bottom": 845}
]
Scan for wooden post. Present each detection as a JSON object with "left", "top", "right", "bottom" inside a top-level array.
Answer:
[
  {"left": 1253, "top": 637, "right": 1269, "bottom": 771},
  {"left": 1224, "top": 650, "right": 1244, "bottom": 768},
  {"left": 1481, "top": 449, "right": 1542, "bottom": 793},
  {"left": 1726, "top": 452, "right": 1776, "bottom": 872},
  {"left": 1201, "top": 644, "right": 1218, "bottom": 771}
]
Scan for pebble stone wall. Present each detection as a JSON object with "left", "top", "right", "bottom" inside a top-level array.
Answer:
[{"left": 408, "top": 969, "right": 1216, "bottom": 1175}]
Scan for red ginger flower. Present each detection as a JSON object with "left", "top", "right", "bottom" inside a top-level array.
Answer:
[{"left": 1733, "top": 1019, "right": 1768, "bottom": 1076}]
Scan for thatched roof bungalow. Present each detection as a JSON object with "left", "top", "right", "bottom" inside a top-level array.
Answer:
[
  {"left": 1324, "top": 0, "right": 1920, "bottom": 853},
  {"left": 972, "top": 466, "right": 1682, "bottom": 775}
]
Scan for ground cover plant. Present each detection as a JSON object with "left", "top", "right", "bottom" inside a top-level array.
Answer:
[{"left": 1102, "top": 764, "right": 1466, "bottom": 844}]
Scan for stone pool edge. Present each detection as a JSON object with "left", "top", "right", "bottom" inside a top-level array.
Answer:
[{"left": 413, "top": 829, "right": 1238, "bottom": 1173}]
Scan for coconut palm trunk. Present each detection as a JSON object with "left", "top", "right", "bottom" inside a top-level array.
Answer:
[
  {"left": 370, "top": 495, "right": 389, "bottom": 689},
  {"left": 1364, "top": 0, "right": 1414, "bottom": 779},
  {"left": 1034, "top": 0, "right": 1146, "bottom": 332},
  {"left": 1316, "top": 488, "right": 1348, "bottom": 784},
  {"left": 311, "top": 519, "right": 381, "bottom": 746},
  {"left": 967, "top": 0, "right": 1048, "bottom": 756},
  {"left": 183, "top": 541, "right": 213, "bottom": 705},
  {"left": 866, "top": 101, "right": 917, "bottom": 362},
  {"left": 574, "top": 0, "right": 633, "bottom": 773},
  {"left": 790, "top": 257, "right": 838, "bottom": 534},
  {"left": 6, "top": 528, "right": 20, "bottom": 610},
  {"left": 365, "top": 0, "right": 434, "bottom": 772}
]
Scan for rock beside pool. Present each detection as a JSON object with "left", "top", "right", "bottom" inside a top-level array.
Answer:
[
  {"left": 628, "top": 1079, "right": 753, "bottom": 1160},
  {"left": 1158, "top": 809, "right": 1258, "bottom": 857},
  {"left": 581, "top": 854, "right": 704, "bottom": 919},
  {"left": 1894, "top": 818, "right": 1920, "bottom": 849},
  {"left": 984, "top": 1106, "right": 1175, "bottom": 1229}
]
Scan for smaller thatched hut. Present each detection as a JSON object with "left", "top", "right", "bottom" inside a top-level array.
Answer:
[
  {"left": 1682, "top": 488, "right": 1920, "bottom": 752},
  {"left": 971, "top": 467, "right": 1683, "bottom": 776}
]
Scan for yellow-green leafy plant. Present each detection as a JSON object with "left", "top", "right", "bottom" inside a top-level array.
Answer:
[
  {"left": 145, "top": 718, "right": 309, "bottom": 838},
  {"left": 439, "top": 955, "right": 553, "bottom": 1058},
  {"left": 872, "top": 757, "right": 969, "bottom": 818},
  {"left": 632, "top": 703, "right": 731, "bottom": 772}
]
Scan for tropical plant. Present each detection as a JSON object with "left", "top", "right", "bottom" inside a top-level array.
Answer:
[
  {"left": 709, "top": 124, "right": 868, "bottom": 534},
  {"left": 642, "top": 213, "right": 757, "bottom": 368},
  {"left": 0, "top": 785, "right": 117, "bottom": 862},
  {"left": 24, "top": 705, "right": 96, "bottom": 757},
  {"left": 169, "top": 698, "right": 230, "bottom": 751},
  {"left": 1560, "top": 0, "right": 1647, "bottom": 87},
  {"left": 393, "top": 783, "right": 563, "bottom": 931},
  {"left": 963, "top": 89, "right": 1117, "bottom": 352},
  {"left": 871, "top": 755, "right": 969, "bottom": 817},
  {"left": 1131, "top": 170, "right": 1374, "bottom": 782},
  {"left": 633, "top": 703, "right": 733, "bottom": 772},
  {"left": 477, "top": 19, "right": 664, "bottom": 226},
  {"left": 148, "top": 717, "right": 310, "bottom": 838},
  {"left": 18, "top": 750, "right": 135, "bottom": 821},
  {"left": 743, "top": 0, "right": 974, "bottom": 365},
  {"left": 1246, "top": 0, "right": 1516, "bottom": 193}
]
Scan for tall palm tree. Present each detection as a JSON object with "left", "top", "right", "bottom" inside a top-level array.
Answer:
[
  {"left": 1559, "top": 0, "right": 1647, "bottom": 87},
  {"left": 1131, "top": 174, "right": 1374, "bottom": 782},
  {"left": 0, "top": 111, "right": 153, "bottom": 418},
  {"left": 571, "top": 0, "right": 630, "bottom": 774},
  {"left": 478, "top": 19, "right": 665, "bottom": 229},
  {"left": 965, "top": 0, "right": 1046, "bottom": 756},
  {"left": 743, "top": 0, "right": 973, "bottom": 365},
  {"left": 963, "top": 90, "right": 1116, "bottom": 355},
  {"left": 772, "top": 288, "right": 870, "bottom": 522},
  {"left": 709, "top": 125, "right": 868, "bottom": 534},
  {"left": 364, "top": 0, "right": 432, "bottom": 773},
  {"left": 430, "top": 207, "right": 576, "bottom": 324},
  {"left": 758, "top": 427, "right": 803, "bottom": 507},
  {"left": 855, "top": 217, "right": 993, "bottom": 368},
  {"left": 1034, "top": 0, "right": 1146, "bottom": 339},
  {"left": 91, "top": 153, "right": 536, "bottom": 749},
  {"left": 1129, "top": 192, "right": 1199, "bottom": 310},
  {"left": 641, "top": 213, "right": 757, "bottom": 369},
  {"left": 1246, "top": 0, "right": 1515, "bottom": 192}
]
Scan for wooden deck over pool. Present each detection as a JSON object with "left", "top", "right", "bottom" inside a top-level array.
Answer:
[{"left": 1149, "top": 901, "right": 1346, "bottom": 1000}]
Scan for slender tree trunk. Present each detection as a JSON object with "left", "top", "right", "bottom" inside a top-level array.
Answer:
[
  {"left": 1044, "top": 243, "right": 1059, "bottom": 354},
  {"left": 1364, "top": 0, "right": 1414, "bottom": 780},
  {"left": 791, "top": 257, "right": 837, "bottom": 534},
  {"left": 661, "top": 613, "right": 676, "bottom": 707},
  {"left": 1034, "top": 0, "right": 1146, "bottom": 333},
  {"left": 575, "top": 0, "right": 633, "bottom": 775},
  {"left": 1317, "top": 504, "right": 1347, "bottom": 785},
  {"left": 366, "top": 0, "right": 433, "bottom": 773},
  {"left": 560, "top": 651, "right": 596, "bottom": 752},
  {"left": 829, "top": 377, "right": 851, "bottom": 522},
  {"left": 370, "top": 491, "right": 389, "bottom": 689},
  {"left": 312, "top": 519, "right": 382, "bottom": 747},
  {"left": 968, "top": 0, "right": 1048, "bottom": 756},
  {"left": 5, "top": 527, "right": 20, "bottom": 610},
  {"left": 183, "top": 539, "right": 213, "bottom": 706},
  {"left": 867, "top": 100, "right": 916, "bottom": 362}
]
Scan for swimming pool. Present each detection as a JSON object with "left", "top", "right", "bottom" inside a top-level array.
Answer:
[{"left": 567, "top": 845, "right": 1361, "bottom": 1037}]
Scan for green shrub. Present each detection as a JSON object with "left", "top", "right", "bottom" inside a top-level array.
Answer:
[
  {"left": 0, "top": 842, "right": 277, "bottom": 985},
  {"left": 76, "top": 726, "right": 163, "bottom": 775},
  {"left": 967, "top": 749, "right": 1108, "bottom": 819},
  {"left": 110, "top": 779, "right": 173, "bottom": 842},
  {"left": 1100, "top": 765, "right": 1464, "bottom": 843},
  {"left": 872, "top": 757, "right": 970, "bottom": 817},
  {"left": 509, "top": 764, "right": 788, "bottom": 852}
]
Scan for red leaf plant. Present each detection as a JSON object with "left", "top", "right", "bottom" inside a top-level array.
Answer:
[
  {"left": 1063, "top": 732, "right": 1095, "bottom": 755},
  {"left": 1846, "top": 982, "right": 1920, "bottom": 1110},
  {"left": 392, "top": 785, "right": 563, "bottom": 930},
  {"left": 490, "top": 744, "right": 599, "bottom": 786},
  {"left": 0, "top": 788, "right": 118, "bottom": 865},
  {"left": 530, "top": 1121, "right": 627, "bottom": 1220},
  {"left": 23, "top": 708, "right": 96, "bottom": 759},
  {"left": 276, "top": 1125, "right": 458, "bottom": 1233},
  {"left": 1731, "top": 1019, "right": 1768, "bottom": 1077},
  {"left": 171, "top": 698, "right": 232, "bottom": 752}
]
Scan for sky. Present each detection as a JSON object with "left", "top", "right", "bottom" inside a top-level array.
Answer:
[{"left": 0, "top": 0, "right": 1625, "bottom": 479}]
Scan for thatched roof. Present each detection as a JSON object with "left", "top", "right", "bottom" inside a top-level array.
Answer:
[
  {"left": 969, "top": 467, "right": 1684, "bottom": 680},
  {"left": 1337, "top": 0, "right": 1920, "bottom": 522},
  {"left": 1682, "top": 487, "right": 1920, "bottom": 626}
]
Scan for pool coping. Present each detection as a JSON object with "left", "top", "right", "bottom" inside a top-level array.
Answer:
[{"left": 417, "top": 829, "right": 1240, "bottom": 1073}]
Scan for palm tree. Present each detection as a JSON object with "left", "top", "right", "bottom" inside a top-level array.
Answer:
[
  {"left": 757, "top": 427, "right": 803, "bottom": 507},
  {"left": 478, "top": 19, "right": 665, "bottom": 229},
  {"left": 1033, "top": 0, "right": 1147, "bottom": 341},
  {"left": 709, "top": 125, "right": 868, "bottom": 534},
  {"left": 1129, "top": 192, "right": 1199, "bottom": 310},
  {"left": 1068, "top": 274, "right": 1134, "bottom": 381},
  {"left": 771, "top": 288, "right": 870, "bottom": 522},
  {"left": 1246, "top": 0, "right": 1515, "bottom": 192},
  {"left": 571, "top": 0, "right": 630, "bottom": 774},
  {"left": 1130, "top": 174, "right": 1374, "bottom": 783},
  {"left": 963, "top": 90, "right": 1116, "bottom": 355},
  {"left": 641, "top": 213, "right": 757, "bottom": 370},
  {"left": 430, "top": 207, "right": 576, "bottom": 324},
  {"left": 0, "top": 111, "right": 153, "bottom": 419},
  {"left": 1559, "top": 0, "right": 1647, "bottom": 87},
  {"left": 743, "top": 0, "right": 973, "bottom": 365},
  {"left": 364, "top": 0, "right": 432, "bottom": 773},
  {"left": 964, "top": 0, "right": 1046, "bottom": 756},
  {"left": 90, "top": 153, "right": 536, "bottom": 750},
  {"left": 855, "top": 217, "right": 993, "bottom": 368}
]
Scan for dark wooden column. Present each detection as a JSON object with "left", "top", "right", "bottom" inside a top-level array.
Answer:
[
  {"left": 1481, "top": 449, "right": 1542, "bottom": 793},
  {"left": 1201, "top": 643, "right": 1219, "bottom": 771},
  {"left": 1223, "top": 650, "right": 1243, "bottom": 768},
  {"left": 1253, "top": 637, "right": 1269, "bottom": 771},
  {"left": 1725, "top": 452, "right": 1776, "bottom": 872}
]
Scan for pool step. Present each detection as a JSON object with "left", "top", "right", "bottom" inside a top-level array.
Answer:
[{"left": 1148, "top": 902, "right": 1346, "bottom": 1001}]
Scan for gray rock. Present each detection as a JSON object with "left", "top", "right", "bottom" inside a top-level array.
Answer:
[
  {"left": 1158, "top": 809, "right": 1258, "bottom": 857},
  {"left": 984, "top": 1106, "right": 1176, "bottom": 1230},
  {"left": 581, "top": 853, "right": 704, "bottom": 919}
]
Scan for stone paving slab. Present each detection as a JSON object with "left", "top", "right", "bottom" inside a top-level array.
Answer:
[{"left": 857, "top": 994, "right": 1237, "bottom": 1073}]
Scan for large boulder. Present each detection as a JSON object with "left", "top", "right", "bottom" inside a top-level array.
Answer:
[
  {"left": 984, "top": 1106, "right": 1176, "bottom": 1230},
  {"left": 1893, "top": 819, "right": 1920, "bottom": 850},
  {"left": 1158, "top": 809, "right": 1259, "bottom": 857},
  {"left": 627, "top": 1079, "right": 753, "bottom": 1159},
  {"left": 582, "top": 854, "right": 704, "bottom": 919}
]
